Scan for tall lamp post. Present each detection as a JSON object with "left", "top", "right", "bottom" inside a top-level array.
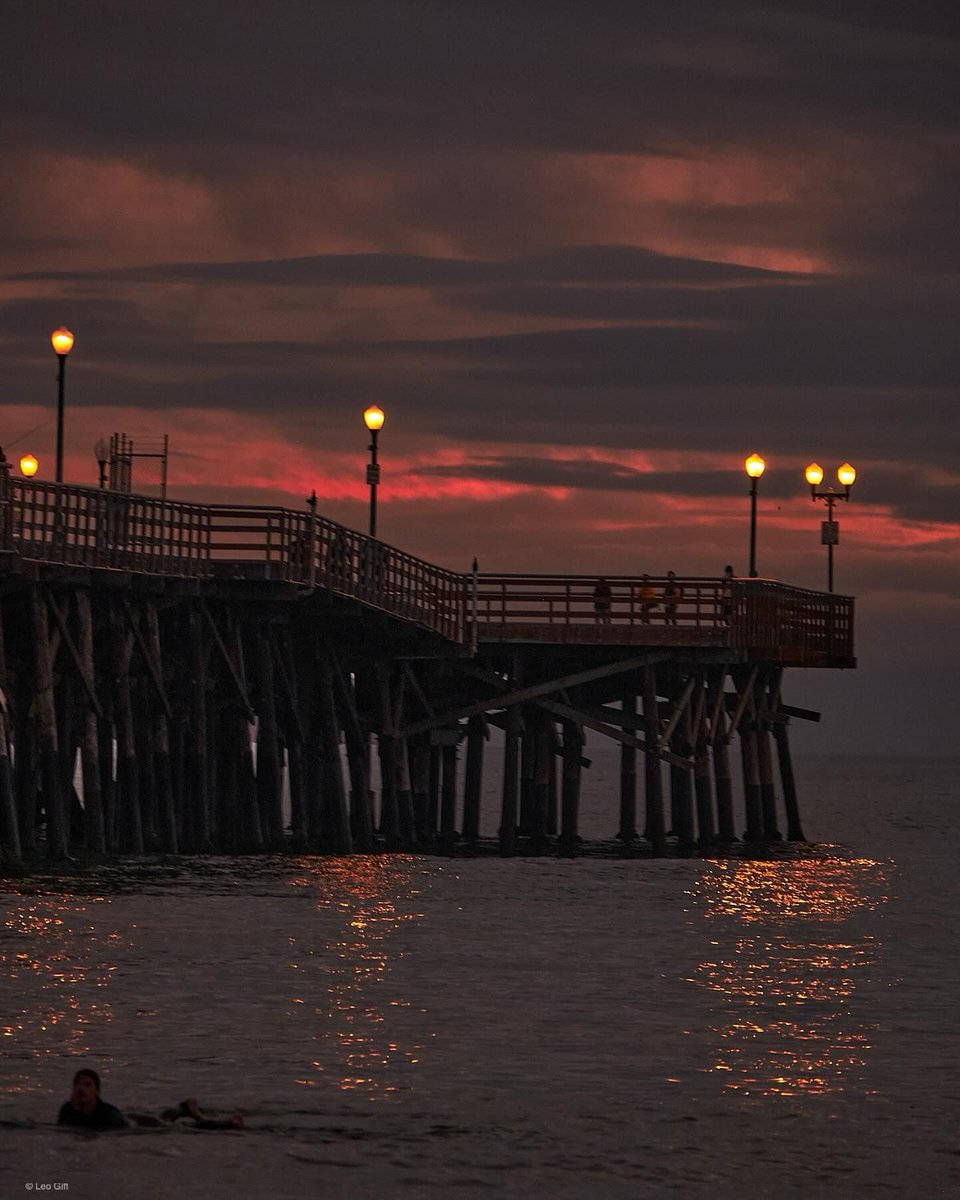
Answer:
[
  {"left": 363, "top": 405, "right": 385, "bottom": 538},
  {"left": 744, "top": 452, "right": 766, "bottom": 578},
  {"left": 51, "top": 327, "right": 75, "bottom": 484},
  {"left": 804, "top": 461, "right": 857, "bottom": 592}
]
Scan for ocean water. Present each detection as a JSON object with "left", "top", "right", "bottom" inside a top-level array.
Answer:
[{"left": 2, "top": 752, "right": 959, "bottom": 1199}]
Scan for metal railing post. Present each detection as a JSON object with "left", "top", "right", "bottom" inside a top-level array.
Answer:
[
  {"left": 307, "top": 490, "right": 318, "bottom": 589},
  {"left": 470, "top": 557, "right": 479, "bottom": 654}
]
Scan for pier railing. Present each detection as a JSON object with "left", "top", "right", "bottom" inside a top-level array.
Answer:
[
  {"left": 469, "top": 574, "right": 855, "bottom": 665},
  {"left": 471, "top": 574, "right": 728, "bottom": 629},
  {"left": 0, "top": 475, "right": 852, "bottom": 662},
  {"left": 0, "top": 476, "right": 463, "bottom": 642}
]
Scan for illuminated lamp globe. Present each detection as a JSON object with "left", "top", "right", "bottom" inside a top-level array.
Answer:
[
  {"left": 837, "top": 462, "right": 857, "bottom": 488},
  {"left": 51, "top": 327, "right": 75, "bottom": 356},
  {"left": 744, "top": 452, "right": 766, "bottom": 479},
  {"left": 363, "top": 405, "right": 385, "bottom": 432},
  {"left": 805, "top": 462, "right": 824, "bottom": 488},
  {"left": 20, "top": 453, "right": 39, "bottom": 477}
]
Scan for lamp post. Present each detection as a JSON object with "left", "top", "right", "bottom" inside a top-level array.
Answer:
[
  {"left": 805, "top": 461, "right": 856, "bottom": 592},
  {"left": 363, "top": 405, "right": 385, "bottom": 538},
  {"left": 744, "top": 452, "right": 765, "bottom": 578},
  {"left": 94, "top": 437, "right": 109, "bottom": 488},
  {"left": 51, "top": 327, "right": 75, "bottom": 484},
  {"left": 19, "top": 453, "right": 39, "bottom": 478}
]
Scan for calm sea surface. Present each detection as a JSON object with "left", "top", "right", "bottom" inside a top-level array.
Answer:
[{"left": 2, "top": 753, "right": 959, "bottom": 1198}]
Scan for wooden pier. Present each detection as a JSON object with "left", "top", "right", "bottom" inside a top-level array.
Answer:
[{"left": 0, "top": 463, "right": 855, "bottom": 864}]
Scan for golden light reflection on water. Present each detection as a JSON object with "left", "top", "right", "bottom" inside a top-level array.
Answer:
[
  {"left": 687, "top": 857, "right": 890, "bottom": 1097},
  {"left": 1, "top": 898, "right": 119, "bottom": 1092},
  {"left": 286, "top": 855, "right": 428, "bottom": 1097}
]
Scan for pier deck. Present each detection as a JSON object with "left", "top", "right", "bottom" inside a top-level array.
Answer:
[{"left": 0, "top": 471, "right": 854, "bottom": 862}]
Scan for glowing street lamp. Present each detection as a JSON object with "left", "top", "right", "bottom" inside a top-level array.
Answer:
[
  {"left": 804, "top": 461, "right": 857, "bottom": 592},
  {"left": 20, "top": 453, "right": 39, "bottom": 477},
  {"left": 50, "top": 326, "right": 75, "bottom": 484},
  {"left": 363, "top": 405, "right": 385, "bottom": 538},
  {"left": 744, "top": 452, "right": 766, "bottom": 578}
]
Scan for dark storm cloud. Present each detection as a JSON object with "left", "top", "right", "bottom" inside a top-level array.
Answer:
[
  {"left": 410, "top": 456, "right": 960, "bottom": 526},
  {"left": 3, "top": 240, "right": 956, "bottom": 473},
  {"left": 394, "top": 315, "right": 959, "bottom": 391},
  {"left": 3, "top": 3, "right": 957, "bottom": 161},
  {"left": 7, "top": 246, "right": 798, "bottom": 289}
]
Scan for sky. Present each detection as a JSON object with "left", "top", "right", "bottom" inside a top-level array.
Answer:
[{"left": 2, "top": 2, "right": 958, "bottom": 755}]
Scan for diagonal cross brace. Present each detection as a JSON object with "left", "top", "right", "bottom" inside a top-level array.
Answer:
[{"left": 400, "top": 651, "right": 668, "bottom": 737}]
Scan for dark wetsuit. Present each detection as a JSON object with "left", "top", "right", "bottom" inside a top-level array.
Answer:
[{"left": 58, "top": 1099, "right": 128, "bottom": 1131}]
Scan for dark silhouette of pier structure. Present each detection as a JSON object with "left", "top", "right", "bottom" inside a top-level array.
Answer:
[{"left": 0, "top": 465, "right": 854, "bottom": 864}]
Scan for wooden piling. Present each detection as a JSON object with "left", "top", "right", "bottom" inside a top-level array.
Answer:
[
  {"left": 254, "top": 626, "right": 283, "bottom": 845},
  {"left": 519, "top": 713, "right": 534, "bottom": 838},
  {"left": 375, "top": 666, "right": 400, "bottom": 847},
  {"left": 14, "top": 694, "right": 37, "bottom": 856},
  {"left": 671, "top": 690, "right": 696, "bottom": 850},
  {"left": 0, "top": 704, "right": 19, "bottom": 863},
  {"left": 331, "top": 657, "right": 374, "bottom": 851},
  {"left": 462, "top": 714, "right": 485, "bottom": 843},
  {"left": 642, "top": 664, "right": 666, "bottom": 854},
  {"left": 693, "top": 681, "right": 717, "bottom": 848},
  {"left": 546, "top": 720, "right": 558, "bottom": 836},
  {"left": 32, "top": 589, "right": 67, "bottom": 858},
  {"left": 409, "top": 734, "right": 431, "bottom": 844},
  {"left": 235, "top": 707, "right": 262, "bottom": 850},
  {"left": 397, "top": 736, "right": 418, "bottom": 848},
  {"left": 531, "top": 709, "right": 550, "bottom": 846},
  {"left": 773, "top": 719, "right": 806, "bottom": 841},
  {"left": 738, "top": 696, "right": 764, "bottom": 843},
  {"left": 756, "top": 675, "right": 782, "bottom": 840},
  {"left": 318, "top": 650, "right": 353, "bottom": 854},
  {"left": 427, "top": 742, "right": 440, "bottom": 836},
  {"left": 618, "top": 689, "right": 637, "bottom": 842},
  {"left": 560, "top": 717, "right": 582, "bottom": 854},
  {"left": 144, "top": 603, "right": 176, "bottom": 854},
  {"left": 134, "top": 677, "right": 158, "bottom": 850},
  {"left": 185, "top": 605, "right": 210, "bottom": 851},
  {"left": 112, "top": 606, "right": 143, "bottom": 855},
  {"left": 0, "top": 602, "right": 19, "bottom": 864},
  {"left": 440, "top": 738, "right": 458, "bottom": 848},
  {"left": 75, "top": 591, "right": 106, "bottom": 856},
  {"left": 499, "top": 700, "right": 521, "bottom": 856},
  {"left": 710, "top": 672, "right": 736, "bottom": 843}
]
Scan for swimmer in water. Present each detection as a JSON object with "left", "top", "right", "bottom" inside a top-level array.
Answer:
[{"left": 58, "top": 1069, "right": 243, "bottom": 1131}]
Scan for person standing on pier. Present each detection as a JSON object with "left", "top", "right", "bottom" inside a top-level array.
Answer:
[
  {"left": 637, "top": 575, "right": 660, "bottom": 623},
  {"left": 663, "top": 571, "right": 683, "bottom": 625},
  {"left": 593, "top": 577, "right": 612, "bottom": 623}
]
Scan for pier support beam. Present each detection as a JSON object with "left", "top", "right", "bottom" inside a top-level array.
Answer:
[
  {"left": 560, "top": 718, "right": 582, "bottom": 855},
  {"left": 254, "top": 627, "right": 283, "bottom": 846},
  {"left": 642, "top": 665, "right": 666, "bottom": 855},
  {"left": 32, "top": 589, "right": 67, "bottom": 858},
  {"left": 318, "top": 650, "right": 352, "bottom": 855},
  {"left": 440, "top": 738, "right": 458, "bottom": 848},
  {"left": 618, "top": 689, "right": 637, "bottom": 842},
  {"left": 530, "top": 710, "right": 551, "bottom": 847},
  {"left": 710, "top": 673, "right": 736, "bottom": 843},
  {"left": 738, "top": 709, "right": 764, "bottom": 843},
  {"left": 693, "top": 678, "right": 716, "bottom": 847},
  {"left": 499, "top": 700, "right": 521, "bottom": 857},
  {"left": 462, "top": 715, "right": 485, "bottom": 844}
]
